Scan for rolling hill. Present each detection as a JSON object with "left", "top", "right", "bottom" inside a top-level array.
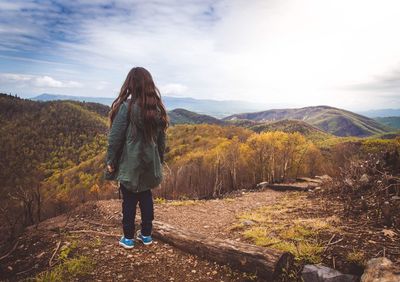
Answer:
[
  {"left": 168, "top": 108, "right": 226, "bottom": 125},
  {"left": 249, "top": 119, "right": 333, "bottom": 141},
  {"left": 374, "top": 116, "right": 400, "bottom": 129},
  {"left": 223, "top": 105, "right": 392, "bottom": 137}
]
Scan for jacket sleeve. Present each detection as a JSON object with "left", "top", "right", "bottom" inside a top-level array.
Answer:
[
  {"left": 106, "top": 103, "right": 128, "bottom": 167},
  {"left": 157, "top": 129, "right": 166, "bottom": 163}
]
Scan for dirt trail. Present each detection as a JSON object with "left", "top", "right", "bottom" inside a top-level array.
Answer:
[{"left": 99, "top": 188, "right": 284, "bottom": 239}]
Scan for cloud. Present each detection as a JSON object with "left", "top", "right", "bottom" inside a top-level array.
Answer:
[
  {"left": 160, "top": 83, "right": 188, "bottom": 96},
  {"left": 0, "top": 0, "right": 400, "bottom": 110},
  {"left": 0, "top": 73, "right": 83, "bottom": 88},
  {"left": 346, "top": 68, "right": 400, "bottom": 92}
]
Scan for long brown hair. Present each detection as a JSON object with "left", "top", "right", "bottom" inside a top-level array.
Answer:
[{"left": 109, "top": 67, "right": 169, "bottom": 142}]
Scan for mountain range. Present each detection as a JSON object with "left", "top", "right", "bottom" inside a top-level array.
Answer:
[
  {"left": 223, "top": 105, "right": 393, "bottom": 137},
  {"left": 30, "top": 93, "right": 398, "bottom": 137}
]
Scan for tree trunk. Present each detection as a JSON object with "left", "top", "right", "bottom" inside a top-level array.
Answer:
[{"left": 152, "top": 221, "right": 294, "bottom": 281}]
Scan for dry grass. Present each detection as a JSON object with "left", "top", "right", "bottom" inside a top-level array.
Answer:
[
  {"left": 346, "top": 250, "right": 366, "bottom": 266},
  {"left": 168, "top": 199, "right": 199, "bottom": 206},
  {"left": 235, "top": 192, "right": 339, "bottom": 264}
]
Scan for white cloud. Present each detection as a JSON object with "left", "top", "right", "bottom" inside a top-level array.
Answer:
[
  {"left": 160, "top": 83, "right": 188, "bottom": 96},
  {"left": 0, "top": 73, "right": 83, "bottom": 89}
]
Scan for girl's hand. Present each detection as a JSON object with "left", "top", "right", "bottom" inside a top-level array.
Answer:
[{"left": 107, "top": 164, "right": 114, "bottom": 173}]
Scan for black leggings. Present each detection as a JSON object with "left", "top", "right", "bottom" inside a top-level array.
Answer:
[{"left": 120, "top": 183, "right": 154, "bottom": 239}]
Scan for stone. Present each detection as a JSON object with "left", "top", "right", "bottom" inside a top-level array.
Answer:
[
  {"left": 302, "top": 264, "right": 357, "bottom": 282},
  {"left": 361, "top": 257, "right": 400, "bottom": 282},
  {"left": 360, "top": 174, "right": 370, "bottom": 184},
  {"left": 242, "top": 220, "right": 255, "bottom": 226},
  {"left": 345, "top": 178, "right": 354, "bottom": 186}
]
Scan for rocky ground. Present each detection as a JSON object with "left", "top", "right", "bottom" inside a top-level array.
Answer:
[{"left": 0, "top": 187, "right": 399, "bottom": 281}]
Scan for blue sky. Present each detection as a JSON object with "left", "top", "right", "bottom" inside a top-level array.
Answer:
[{"left": 0, "top": 0, "right": 400, "bottom": 111}]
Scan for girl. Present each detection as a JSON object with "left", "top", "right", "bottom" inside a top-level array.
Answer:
[{"left": 106, "top": 67, "right": 168, "bottom": 249}]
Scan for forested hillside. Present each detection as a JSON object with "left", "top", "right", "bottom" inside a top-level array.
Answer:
[
  {"left": 249, "top": 119, "right": 333, "bottom": 142},
  {"left": 0, "top": 94, "right": 109, "bottom": 236}
]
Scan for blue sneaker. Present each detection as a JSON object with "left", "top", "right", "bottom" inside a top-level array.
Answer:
[
  {"left": 119, "top": 236, "right": 134, "bottom": 249},
  {"left": 136, "top": 230, "right": 153, "bottom": 245}
]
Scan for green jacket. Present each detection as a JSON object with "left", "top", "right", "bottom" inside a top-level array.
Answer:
[{"left": 106, "top": 100, "right": 166, "bottom": 193}]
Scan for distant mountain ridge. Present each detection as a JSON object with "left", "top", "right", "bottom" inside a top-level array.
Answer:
[
  {"left": 31, "top": 93, "right": 270, "bottom": 118},
  {"left": 375, "top": 117, "right": 400, "bottom": 129},
  {"left": 168, "top": 108, "right": 225, "bottom": 126},
  {"left": 223, "top": 105, "right": 392, "bottom": 137},
  {"left": 358, "top": 109, "right": 400, "bottom": 118}
]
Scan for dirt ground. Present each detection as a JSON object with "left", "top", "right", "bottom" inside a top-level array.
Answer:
[
  {"left": 1, "top": 187, "right": 399, "bottom": 281},
  {"left": 0, "top": 202, "right": 257, "bottom": 282}
]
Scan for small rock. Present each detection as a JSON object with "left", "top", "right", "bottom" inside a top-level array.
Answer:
[
  {"left": 344, "top": 178, "right": 354, "bottom": 186},
  {"left": 360, "top": 174, "right": 370, "bottom": 184},
  {"left": 117, "top": 274, "right": 123, "bottom": 279},
  {"left": 7, "top": 266, "right": 13, "bottom": 271},
  {"left": 127, "top": 254, "right": 133, "bottom": 258},
  {"left": 242, "top": 220, "right": 255, "bottom": 226},
  {"left": 361, "top": 257, "right": 400, "bottom": 282},
  {"left": 302, "top": 264, "right": 357, "bottom": 282},
  {"left": 192, "top": 270, "right": 197, "bottom": 273}
]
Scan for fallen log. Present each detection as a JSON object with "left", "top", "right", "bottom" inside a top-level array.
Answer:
[
  {"left": 296, "top": 177, "right": 323, "bottom": 184},
  {"left": 152, "top": 221, "right": 294, "bottom": 281},
  {"left": 264, "top": 182, "right": 319, "bottom": 191}
]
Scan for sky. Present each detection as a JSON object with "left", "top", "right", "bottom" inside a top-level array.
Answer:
[{"left": 0, "top": 0, "right": 400, "bottom": 111}]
